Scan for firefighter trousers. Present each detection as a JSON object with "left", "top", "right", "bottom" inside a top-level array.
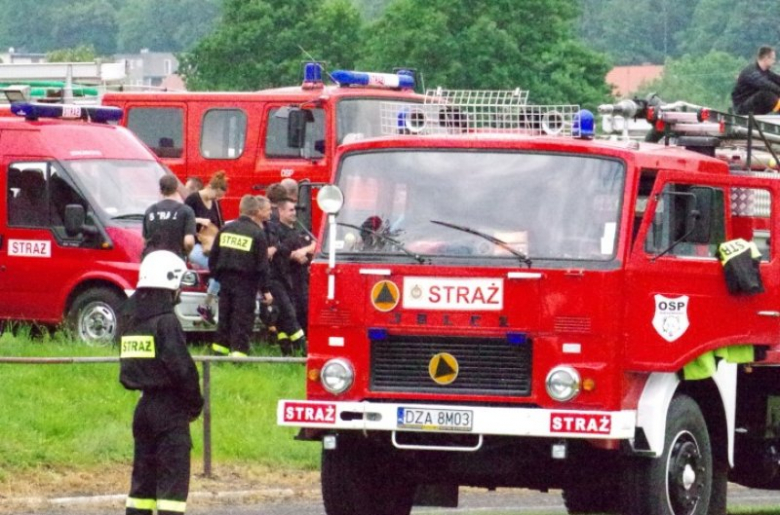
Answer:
[
  {"left": 216, "top": 273, "right": 257, "bottom": 355},
  {"left": 269, "top": 280, "right": 305, "bottom": 355},
  {"left": 126, "top": 392, "right": 192, "bottom": 515}
]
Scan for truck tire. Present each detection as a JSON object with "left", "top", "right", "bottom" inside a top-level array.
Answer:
[
  {"left": 563, "top": 480, "right": 620, "bottom": 514},
  {"left": 321, "top": 437, "right": 415, "bottom": 515},
  {"left": 622, "top": 394, "right": 714, "bottom": 515},
  {"left": 67, "top": 288, "right": 124, "bottom": 346}
]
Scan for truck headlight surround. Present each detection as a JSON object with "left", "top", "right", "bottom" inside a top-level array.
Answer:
[
  {"left": 320, "top": 358, "right": 354, "bottom": 394},
  {"left": 545, "top": 366, "right": 581, "bottom": 402}
]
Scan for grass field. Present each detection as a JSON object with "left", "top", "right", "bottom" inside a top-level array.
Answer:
[{"left": 0, "top": 325, "right": 319, "bottom": 483}]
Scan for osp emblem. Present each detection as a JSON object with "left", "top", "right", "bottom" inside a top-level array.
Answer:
[
  {"left": 428, "top": 353, "right": 459, "bottom": 385},
  {"left": 652, "top": 294, "right": 690, "bottom": 342}
]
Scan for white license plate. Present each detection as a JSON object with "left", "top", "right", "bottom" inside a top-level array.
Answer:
[{"left": 396, "top": 407, "right": 473, "bottom": 432}]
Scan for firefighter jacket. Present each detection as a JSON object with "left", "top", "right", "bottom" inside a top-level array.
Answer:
[
  {"left": 208, "top": 215, "right": 271, "bottom": 294},
  {"left": 119, "top": 289, "right": 203, "bottom": 420},
  {"left": 732, "top": 61, "right": 780, "bottom": 107},
  {"left": 267, "top": 220, "right": 312, "bottom": 289}
]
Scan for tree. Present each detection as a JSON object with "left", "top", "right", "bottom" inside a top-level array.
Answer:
[
  {"left": 50, "top": 0, "right": 119, "bottom": 55},
  {"left": 46, "top": 45, "right": 99, "bottom": 63},
  {"left": 358, "top": 0, "right": 612, "bottom": 108},
  {"left": 680, "top": 0, "right": 780, "bottom": 59},
  {"left": 117, "top": 0, "right": 221, "bottom": 53},
  {"left": 635, "top": 51, "right": 746, "bottom": 111}
]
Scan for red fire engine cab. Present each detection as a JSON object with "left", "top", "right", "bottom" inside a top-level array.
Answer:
[
  {"left": 0, "top": 102, "right": 174, "bottom": 344},
  {"left": 102, "top": 64, "right": 422, "bottom": 227},
  {"left": 278, "top": 91, "right": 780, "bottom": 515}
]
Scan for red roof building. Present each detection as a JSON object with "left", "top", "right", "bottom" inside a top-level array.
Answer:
[{"left": 606, "top": 65, "right": 664, "bottom": 98}]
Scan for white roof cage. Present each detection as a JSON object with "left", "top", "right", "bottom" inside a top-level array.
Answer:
[{"left": 380, "top": 88, "right": 580, "bottom": 137}]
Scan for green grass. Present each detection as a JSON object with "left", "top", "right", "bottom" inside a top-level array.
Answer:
[{"left": 0, "top": 326, "right": 318, "bottom": 481}]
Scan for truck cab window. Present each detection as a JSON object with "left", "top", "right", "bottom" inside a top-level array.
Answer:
[
  {"left": 127, "top": 107, "right": 184, "bottom": 159},
  {"left": 201, "top": 108, "right": 247, "bottom": 159},
  {"left": 645, "top": 183, "right": 725, "bottom": 258},
  {"left": 731, "top": 186, "right": 772, "bottom": 261},
  {"left": 265, "top": 107, "right": 324, "bottom": 159}
]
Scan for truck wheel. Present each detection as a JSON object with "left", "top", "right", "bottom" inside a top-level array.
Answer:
[
  {"left": 321, "top": 437, "right": 415, "bottom": 515},
  {"left": 563, "top": 480, "right": 620, "bottom": 514},
  {"left": 67, "top": 288, "right": 124, "bottom": 346},
  {"left": 623, "top": 395, "right": 713, "bottom": 515}
]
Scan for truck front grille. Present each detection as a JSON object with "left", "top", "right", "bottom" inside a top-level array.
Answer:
[{"left": 371, "top": 335, "right": 532, "bottom": 396}]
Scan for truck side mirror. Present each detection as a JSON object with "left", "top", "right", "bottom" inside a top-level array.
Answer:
[
  {"left": 297, "top": 179, "right": 312, "bottom": 232},
  {"left": 64, "top": 204, "right": 85, "bottom": 237},
  {"left": 684, "top": 187, "right": 714, "bottom": 244},
  {"left": 288, "top": 108, "right": 313, "bottom": 149}
]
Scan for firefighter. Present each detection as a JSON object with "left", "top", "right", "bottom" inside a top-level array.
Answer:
[
  {"left": 268, "top": 197, "right": 314, "bottom": 355},
  {"left": 208, "top": 194, "right": 273, "bottom": 357},
  {"left": 120, "top": 250, "right": 204, "bottom": 515},
  {"left": 142, "top": 174, "right": 196, "bottom": 259},
  {"left": 732, "top": 45, "right": 780, "bottom": 115}
]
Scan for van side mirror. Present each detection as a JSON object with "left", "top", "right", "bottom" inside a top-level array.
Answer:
[
  {"left": 684, "top": 187, "right": 714, "bottom": 244},
  {"left": 287, "top": 108, "right": 313, "bottom": 149},
  {"left": 64, "top": 204, "right": 85, "bottom": 236}
]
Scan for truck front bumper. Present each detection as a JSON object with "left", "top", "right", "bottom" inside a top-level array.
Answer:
[{"left": 278, "top": 399, "right": 637, "bottom": 440}]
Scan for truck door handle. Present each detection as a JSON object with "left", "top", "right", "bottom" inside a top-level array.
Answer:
[{"left": 758, "top": 311, "right": 780, "bottom": 317}]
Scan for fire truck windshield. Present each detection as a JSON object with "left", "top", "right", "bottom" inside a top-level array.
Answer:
[
  {"left": 328, "top": 150, "right": 625, "bottom": 265},
  {"left": 337, "top": 99, "right": 421, "bottom": 144},
  {"left": 64, "top": 159, "right": 168, "bottom": 220}
]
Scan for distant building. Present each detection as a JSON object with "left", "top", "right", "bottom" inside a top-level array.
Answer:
[
  {"left": 0, "top": 48, "right": 46, "bottom": 65},
  {"left": 606, "top": 65, "right": 664, "bottom": 98},
  {"left": 114, "top": 49, "right": 183, "bottom": 90}
]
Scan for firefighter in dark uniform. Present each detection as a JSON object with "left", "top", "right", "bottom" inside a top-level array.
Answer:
[
  {"left": 120, "top": 250, "right": 203, "bottom": 515},
  {"left": 142, "top": 174, "right": 196, "bottom": 259},
  {"left": 268, "top": 198, "right": 314, "bottom": 356},
  {"left": 208, "top": 194, "right": 273, "bottom": 357}
]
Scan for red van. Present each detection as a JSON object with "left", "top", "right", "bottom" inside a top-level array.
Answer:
[{"left": 0, "top": 102, "right": 197, "bottom": 344}]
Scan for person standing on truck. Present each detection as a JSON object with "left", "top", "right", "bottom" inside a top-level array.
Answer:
[
  {"left": 142, "top": 174, "right": 196, "bottom": 259},
  {"left": 185, "top": 171, "right": 227, "bottom": 325},
  {"left": 268, "top": 198, "right": 313, "bottom": 355},
  {"left": 208, "top": 194, "right": 273, "bottom": 357},
  {"left": 732, "top": 45, "right": 780, "bottom": 115},
  {"left": 120, "top": 250, "right": 204, "bottom": 515}
]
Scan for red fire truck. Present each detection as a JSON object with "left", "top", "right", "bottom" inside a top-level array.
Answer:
[
  {"left": 0, "top": 101, "right": 187, "bottom": 344},
  {"left": 277, "top": 91, "right": 780, "bottom": 515},
  {"left": 102, "top": 65, "right": 422, "bottom": 226}
]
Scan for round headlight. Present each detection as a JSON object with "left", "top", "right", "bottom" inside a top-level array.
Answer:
[
  {"left": 320, "top": 358, "right": 354, "bottom": 394},
  {"left": 317, "top": 185, "right": 344, "bottom": 215},
  {"left": 545, "top": 366, "right": 581, "bottom": 402}
]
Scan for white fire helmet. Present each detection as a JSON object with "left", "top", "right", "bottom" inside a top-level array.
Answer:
[{"left": 137, "top": 250, "right": 187, "bottom": 290}]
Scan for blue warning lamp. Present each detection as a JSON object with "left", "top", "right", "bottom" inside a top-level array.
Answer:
[
  {"left": 331, "top": 69, "right": 414, "bottom": 90},
  {"left": 302, "top": 62, "right": 323, "bottom": 89},
  {"left": 572, "top": 109, "right": 595, "bottom": 139},
  {"left": 10, "top": 102, "right": 123, "bottom": 123}
]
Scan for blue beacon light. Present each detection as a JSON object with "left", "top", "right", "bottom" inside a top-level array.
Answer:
[
  {"left": 10, "top": 102, "right": 123, "bottom": 123},
  {"left": 302, "top": 62, "right": 323, "bottom": 89},
  {"left": 331, "top": 70, "right": 414, "bottom": 90},
  {"left": 572, "top": 109, "right": 595, "bottom": 139}
]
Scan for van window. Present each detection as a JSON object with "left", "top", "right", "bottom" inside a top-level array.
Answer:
[
  {"left": 127, "top": 107, "right": 184, "bottom": 158},
  {"left": 201, "top": 109, "right": 247, "bottom": 159},
  {"left": 265, "top": 107, "right": 324, "bottom": 159},
  {"left": 6, "top": 162, "right": 87, "bottom": 229}
]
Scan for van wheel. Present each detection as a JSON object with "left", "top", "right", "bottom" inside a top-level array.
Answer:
[{"left": 67, "top": 289, "right": 124, "bottom": 346}]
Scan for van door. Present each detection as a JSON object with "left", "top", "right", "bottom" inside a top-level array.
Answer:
[{"left": 0, "top": 159, "right": 95, "bottom": 322}]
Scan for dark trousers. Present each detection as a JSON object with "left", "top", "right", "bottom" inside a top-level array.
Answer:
[
  {"left": 269, "top": 279, "right": 304, "bottom": 354},
  {"left": 736, "top": 90, "right": 780, "bottom": 115},
  {"left": 290, "top": 266, "right": 309, "bottom": 332},
  {"left": 126, "top": 393, "right": 192, "bottom": 515},
  {"left": 216, "top": 273, "right": 257, "bottom": 354}
]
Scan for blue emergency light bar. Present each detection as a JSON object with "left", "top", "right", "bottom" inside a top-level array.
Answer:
[
  {"left": 331, "top": 69, "right": 414, "bottom": 90},
  {"left": 10, "top": 102, "right": 123, "bottom": 123}
]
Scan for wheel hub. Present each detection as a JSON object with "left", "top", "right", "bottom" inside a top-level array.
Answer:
[{"left": 667, "top": 432, "right": 704, "bottom": 515}]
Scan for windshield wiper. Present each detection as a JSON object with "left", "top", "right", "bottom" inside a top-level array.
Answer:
[
  {"left": 111, "top": 214, "right": 145, "bottom": 220},
  {"left": 431, "top": 219, "right": 532, "bottom": 268},
  {"left": 336, "top": 222, "right": 429, "bottom": 264}
]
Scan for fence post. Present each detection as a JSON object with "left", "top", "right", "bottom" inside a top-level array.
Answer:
[{"left": 202, "top": 360, "right": 212, "bottom": 478}]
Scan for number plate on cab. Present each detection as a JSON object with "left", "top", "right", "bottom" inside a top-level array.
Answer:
[{"left": 397, "top": 407, "right": 473, "bottom": 432}]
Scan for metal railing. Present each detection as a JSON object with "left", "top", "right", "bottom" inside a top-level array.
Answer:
[{"left": 0, "top": 354, "right": 306, "bottom": 477}]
